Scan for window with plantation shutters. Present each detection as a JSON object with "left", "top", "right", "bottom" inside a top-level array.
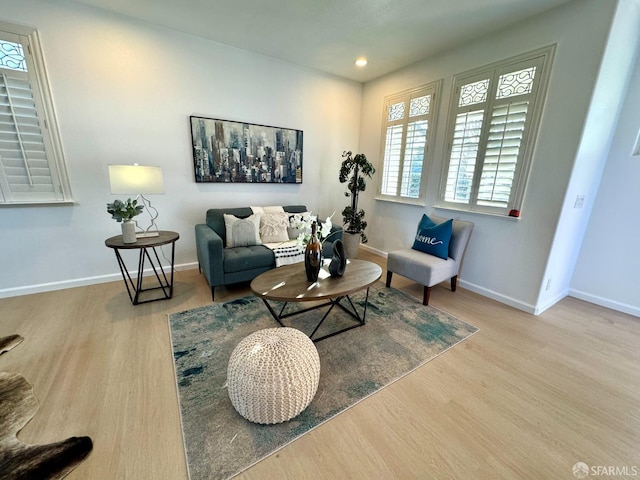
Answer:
[
  {"left": 378, "top": 81, "right": 440, "bottom": 203},
  {"left": 0, "top": 22, "right": 72, "bottom": 205},
  {"left": 439, "top": 46, "right": 555, "bottom": 215}
]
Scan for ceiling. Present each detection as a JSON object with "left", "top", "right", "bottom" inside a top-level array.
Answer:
[{"left": 71, "top": 0, "right": 575, "bottom": 82}]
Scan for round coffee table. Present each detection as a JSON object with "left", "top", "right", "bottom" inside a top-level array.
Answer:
[{"left": 250, "top": 259, "right": 382, "bottom": 342}]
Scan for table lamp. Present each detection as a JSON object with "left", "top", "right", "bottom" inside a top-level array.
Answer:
[{"left": 108, "top": 164, "right": 164, "bottom": 237}]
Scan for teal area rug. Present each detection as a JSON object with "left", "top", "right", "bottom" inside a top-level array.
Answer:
[{"left": 168, "top": 283, "right": 478, "bottom": 480}]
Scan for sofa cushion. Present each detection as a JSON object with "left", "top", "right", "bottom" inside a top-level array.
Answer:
[
  {"left": 224, "top": 245, "right": 274, "bottom": 273},
  {"left": 251, "top": 205, "right": 285, "bottom": 214},
  {"left": 207, "top": 207, "right": 253, "bottom": 243},
  {"left": 412, "top": 218, "right": 453, "bottom": 260},
  {"left": 260, "top": 212, "right": 290, "bottom": 243},
  {"left": 282, "top": 205, "right": 307, "bottom": 214},
  {"left": 224, "top": 213, "right": 262, "bottom": 248},
  {"left": 206, "top": 206, "right": 308, "bottom": 244}
]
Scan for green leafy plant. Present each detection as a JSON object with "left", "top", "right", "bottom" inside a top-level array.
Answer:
[
  {"left": 106, "top": 198, "right": 144, "bottom": 223},
  {"left": 339, "top": 151, "right": 375, "bottom": 243}
]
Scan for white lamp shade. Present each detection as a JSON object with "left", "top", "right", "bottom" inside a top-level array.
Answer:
[{"left": 109, "top": 165, "right": 164, "bottom": 195}]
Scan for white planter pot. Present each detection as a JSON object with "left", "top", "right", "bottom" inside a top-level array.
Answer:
[
  {"left": 121, "top": 220, "right": 137, "bottom": 244},
  {"left": 342, "top": 231, "right": 361, "bottom": 259}
]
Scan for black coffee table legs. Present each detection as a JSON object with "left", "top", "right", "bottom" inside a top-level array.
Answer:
[{"left": 260, "top": 287, "right": 370, "bottom": 342}]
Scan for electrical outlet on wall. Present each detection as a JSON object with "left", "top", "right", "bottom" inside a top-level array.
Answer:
[{"left": 574, "top": 195, "right": 585, "bottom": 208}]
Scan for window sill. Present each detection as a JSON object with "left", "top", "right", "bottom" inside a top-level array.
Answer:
[
  {"left": 433, "top": 204, "right": 521, "bottom": 221},
  {"left": 375, "top": 196, "right": 426, "bottom": 207},
  {"left": 0, "top": 200, "right": 76, "bottom": 208}
]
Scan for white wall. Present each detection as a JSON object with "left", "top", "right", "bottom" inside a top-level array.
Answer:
[
  {"left": 538, "top": 0, "right": 640, "bottom": 314},
  {"left": 358, "top": 0, "right": 617, "bottom": 313},
  {"left": 570, "top": 3, "right": 640, "bottom": 317},
  {"left": 0, "top": 0, "right": 362, "bottom": 296},
  {"left": 3, "top": 0, "right": 636, "bottom": 319}
]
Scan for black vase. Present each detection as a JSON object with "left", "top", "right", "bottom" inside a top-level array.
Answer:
[
  {"left": 304, "top": 222, "right": 322, "bottom": 282},
  {"left": 328, "top": 239, "right": 347, "bottom": 277}
]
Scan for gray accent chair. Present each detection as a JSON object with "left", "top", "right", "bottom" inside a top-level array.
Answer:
[{"left": 385, "top": 215, "right": 473, "bottom": 305}]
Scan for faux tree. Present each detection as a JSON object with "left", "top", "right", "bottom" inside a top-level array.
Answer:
[{"left": 339, "top": 151, "right": 375, "bottom": 243}]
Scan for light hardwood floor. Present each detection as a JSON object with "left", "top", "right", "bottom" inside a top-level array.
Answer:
[{"left": 1, "top": 250, "right": 638, "bottom": 479}]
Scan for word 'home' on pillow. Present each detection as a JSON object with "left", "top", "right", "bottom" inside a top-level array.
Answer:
[{"left": 411, "top": 215, "right": 453, "bottom": 260}]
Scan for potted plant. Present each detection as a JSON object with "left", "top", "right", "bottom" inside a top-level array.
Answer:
[
  {"left": 339, "top": 151, "right": 375, "bottom": 258},
  {"left": 107, "top": 198, "right": 144, "bottom": 243}
]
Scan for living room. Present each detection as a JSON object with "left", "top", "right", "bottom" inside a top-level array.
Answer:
[
  {"left": 0, "top": 0, "right": 639, "bottom": 318},
  {"left": 1, "top": 0, "right": 639, "bottom": 478}
]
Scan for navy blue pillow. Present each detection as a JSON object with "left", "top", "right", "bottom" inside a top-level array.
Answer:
[{"left": 412, "top": 218, "right": 453, "bottom": 259}]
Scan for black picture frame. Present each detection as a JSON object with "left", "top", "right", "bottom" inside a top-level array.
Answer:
[{"left": 190, "top": 116, "right": 303, "bottom": 183}]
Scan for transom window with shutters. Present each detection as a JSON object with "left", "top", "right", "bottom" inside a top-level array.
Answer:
[
  {"left": 0, "top": 22, "right": 72, "bottom": 205},
  {"left": 378, "top": 81, "right": 440, "bottom": 203},
  {"left": 438, "top": 46, "right": 555, "bottom": 216}
]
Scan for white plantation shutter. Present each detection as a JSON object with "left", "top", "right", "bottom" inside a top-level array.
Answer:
[
  {"left": 400, "top": 119, "right": 428, "bottom": 198},
  {"left": 439, "top": 46, "right": 554, "bottom": 215},
  {"left": 381, "top": 124, "right": 402, "bottom": 196},
  {"left": 0, "top": 72, "right": 57, "bottom": 201},
  {"left": 445, "top": 110, "right": 483, "bottom": 203},
  {"left": 378, "top": 81, "right": 440, "bottom": 202},
  {"left": 477, "top": 101, "right": 529, "bottom": 207},
  {"left": 0, "top": 24, "right": 71, "bottom": 205}
]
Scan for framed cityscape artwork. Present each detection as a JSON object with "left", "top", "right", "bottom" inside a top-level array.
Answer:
[{"left": 190, "top": 116, "right": 303, "bottom": 183}]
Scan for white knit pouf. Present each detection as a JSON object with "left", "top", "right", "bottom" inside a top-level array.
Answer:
[{"left": 227, "top": 327, "right": 320, "bottom": 424}]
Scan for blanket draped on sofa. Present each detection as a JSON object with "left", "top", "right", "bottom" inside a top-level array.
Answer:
[{"left": 263, "top": 240, "right": 304, "bottom": 267}]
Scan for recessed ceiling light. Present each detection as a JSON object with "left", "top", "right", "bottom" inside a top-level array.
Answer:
[{"left": 355, "top": 58, "right": 368, "bottom": 67}]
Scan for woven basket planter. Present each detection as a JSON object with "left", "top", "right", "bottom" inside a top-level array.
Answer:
[{"left": 227, "top": 327, "right": 320, "bottom": 424}]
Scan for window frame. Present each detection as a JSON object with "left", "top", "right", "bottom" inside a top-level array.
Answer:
[
  {"left": 376, "top": 80, "right": 441, "bottom": 205},
  {"left": 0, "top": 21, "right": 73, "bottom": 206},
  {"left": 437, "top": 45, "right": 555, "bottom": 216}
]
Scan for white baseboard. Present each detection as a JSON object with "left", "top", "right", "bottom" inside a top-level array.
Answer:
[
  {"left": 0, "top": 262, "right": 199, "bottom": 299},
  {"left": 569, "top": 289, "right": 640, "bottom": 318},
  {"left": 363, "top": 245, "right": 639, "bottom": 318},
  {"left": 358, "top": 246, "right": 640, "bottom": 318},
  {"left": 359, "top": 243, "right": 388, "bottom": 258},
  {"left": 9, "top": 253, "right": 636, "bottom": 320},
  {"left": 533, "top": 289, "right": 570, "bottom": 315},
  {"left": 361, "top": 246, "right": 541, "bottom": 315},
  {"left": 457, "top": 279, "right": 539, "bottom": 315}
]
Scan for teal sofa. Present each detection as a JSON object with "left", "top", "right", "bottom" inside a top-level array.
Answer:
[{"left": 195, "top": 205, "right": 342, "bottom": 301}]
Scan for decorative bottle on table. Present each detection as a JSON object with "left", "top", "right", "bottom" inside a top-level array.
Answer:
[{"left": 304, "top": 221, "right": 322, "bottom": 282}]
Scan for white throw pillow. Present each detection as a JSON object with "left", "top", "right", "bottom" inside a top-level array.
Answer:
[
  {"left": 251, "top": 205, "right": 285, "bottom": 214},
  {"left": 224, "top": 213, "right": 262, "bottom": 248},
  {"left": 260, "top": 212, "right": 290, "bottom": 243}
]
